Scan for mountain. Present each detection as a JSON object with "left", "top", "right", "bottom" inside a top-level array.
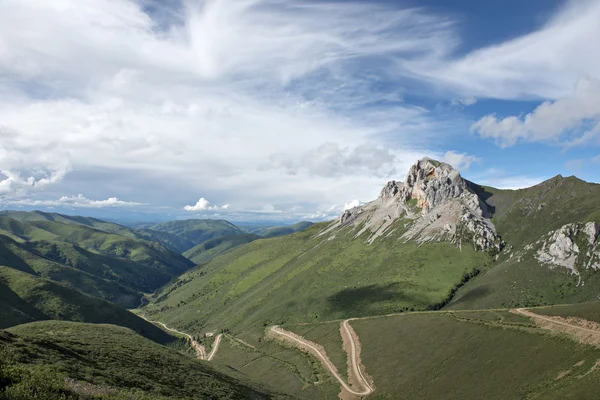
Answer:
[
  {"left": 1, "top": 321, "right": 273, "bottom": 399},
  {"left": 0, "top": 266, "right": 175, "bottom": 344},
  {"left": 140, "top": 219, "right": 246, "bottom": 253},
  {"left": 144, "top": 158, "right": 600, "bottom": 333},
  {"left": 0, "top": 214, "right": 194, "bottom": 306},
  {"left": 144, "top": 159, "right": 502, "bottom": 333},
  {"left": 449, "top": 175, "right": 600, "bottom": 309}
]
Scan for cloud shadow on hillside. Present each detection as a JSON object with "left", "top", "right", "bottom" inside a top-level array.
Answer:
[{"left": 326, "top": 282, "right": 427, "bottom": 317}]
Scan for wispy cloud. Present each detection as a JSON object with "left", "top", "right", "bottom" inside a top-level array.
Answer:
[
  {"left": 1, "top": 0, "right": 598, "bottom": 216},
  {"left": 404, "top": 0, "right": 600, "bottom": 100},
  {"left": 1, "top": 194, "right": 144, "bottom": 208}
]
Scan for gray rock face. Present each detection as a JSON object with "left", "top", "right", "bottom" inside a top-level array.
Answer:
[
  {"left": 379, "top": 180, "right": 400, "bottom": 199},
  {"left": 535, "top": 222, "right": 600, "bottom": 277},
  {"left": 398, "top": 158, "right": 465, "bottom": 212},
  {"left": 333, "top": 158, "right": 504, "bottom": 253}
]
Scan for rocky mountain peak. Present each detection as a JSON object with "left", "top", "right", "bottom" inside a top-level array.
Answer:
[
  {"left": 398, "top": 158, "right": 465, "bottom": 213},
  {"left": 337, "top": 157, "right": 504, "bottom": 253}
]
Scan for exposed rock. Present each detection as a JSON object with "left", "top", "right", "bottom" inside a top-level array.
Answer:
[
  {"left": 380, "top": 181, "right": 400, "bottom": 199},
  {"left": 330, "top": 158, "right": 504, "bottom": 252},
  {"left": 535, "top": 222, "right": 600, "bottom": 277},
  {"left": 399, "top": 158, "right": 465, "bottom": 213}
]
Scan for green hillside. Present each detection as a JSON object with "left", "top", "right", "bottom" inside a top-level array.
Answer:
[
  {"left": 450, "top": 176, "right": 600, "bottom": 309},
  {"left": 1, "top": 210, "right": 208, "bottom": 254},
  {"left": 0, "top": 215, "right": 194, "bottom": 305},
  {"left": 468, "top": 176, "right": 600, "bottom": 245},
  {"left": 310, "top": 310, "right": 600, "bottom": 400},
  {"left": 142, "top": 219, "right": 246, "bottom": 252},
  {"left": 145, "top": 222, "right": 490, "bottom": 333},
  {"left": 1, "top": 321, "right": 273, "bottom": 399},
  {"left": 0, "top": 266, "right": 177, "bottom": 344},
  {"left": 0, "top": 234, "right": 140, "bottom": 308},
  {"left": 183, "top": 234, "right": 260, "bottom": 264},
  {"left": 250, "top": 222, "right": 314, "bottom": 238}
]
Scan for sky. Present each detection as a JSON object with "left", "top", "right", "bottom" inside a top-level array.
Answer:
[{"left": 1, "top": 0, "right": 600, "bottom": 223}]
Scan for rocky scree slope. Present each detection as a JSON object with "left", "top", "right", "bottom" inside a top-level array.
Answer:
[{"left": 336, "top": 158, "right": 504, "bottom": 253}]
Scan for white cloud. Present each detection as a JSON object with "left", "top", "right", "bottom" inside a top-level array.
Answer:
[
  {"left": 593, "top": 155, "right": 600, "bottom": 163},
  {"left": 471, "top": 78, "right": 600, "bottom": 147},
  {"left": 0, "top": 0, "right": 454, "bottom": 213},
  {"left": 183, "top": 197, "right": 228, "bottom": 211},
  {"left": 1, "top": 194, "right": 144, "bottom": 208},
  {"left": 344, "top": 199, "right": 361, "bottom": 210},
  {"left": 442, "top": 150, "right": 481, "bottom": 171},
  {"left": 1, "top": 0, "right": 597, "bottom": 216},
  {"left": 405, "top": 0, "right": 600, "bottom": 100},
  {"left": 466, "top": 168, "right": 548, "bottom": 190},
  {"left": 264, "top": 142, "right": 398, "bottom": 178}
]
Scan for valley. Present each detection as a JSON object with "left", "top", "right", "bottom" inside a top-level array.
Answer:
[{"left": 2, "top": 158, "right": 600, "bottom": 399}]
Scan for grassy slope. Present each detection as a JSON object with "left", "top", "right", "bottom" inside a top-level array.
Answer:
[
  {"left": 0, "top": 216, "right": 193, "bottom": 303},
  {"left": 143, "top": 219, "right": 246, "bottom": 252},
  {"left": 2, "top": 321, "right": 273, "bottom": 400},
  {"left": 450, "top": 177, "right": 600, "bottom": 309},
  {"left": 183, "top": 234, "right": 260, "bottom": 264},
  {"left": 251, "top": 222, "right": 314, "bottom": 238},
  {"left": 146, "top": 222, "right": 490, "bottom": 334},
  {"left": 533, "top": 301, "right": 600, "bottom": 324},
  {"left": 348, "top": 311, "right": 600, "bottom": 400},
  {"left": 212, "top": 335, "right": 338, "bottom": 399},
  {"left": 0, "top": 234, "right": 142, "bottom": 308},
  {"left": 1, "top": 210, "right": 196, "bottom": 253},
  {"left": 0, "top": 266, "right": 175, "bottom": 345},
  {"left": 286, "top": 322, "right": 348, "bottom": 378}
]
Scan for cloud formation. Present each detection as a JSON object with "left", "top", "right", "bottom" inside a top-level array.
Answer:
[
  {"left": 184, "top": 198, "right": 229, "bottom": 211},
  {"left": 1, "top": 194, "right": 144, "bottom": 208},
  {"left": 442, "top": 150, "right": 481, "bottom": 171},
  {"left": 471, "top": 78, "right": 600, "bottom": 147},
  {"left": 1, "top": 0, "right": 599, "bottom": 217},
  {"left": 264, "top": 143, "right": 398, "bottom": 178}
]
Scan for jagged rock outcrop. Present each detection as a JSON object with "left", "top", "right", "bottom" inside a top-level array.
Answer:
[
  {"left": 535, "top": 222, "right": 600, "bottom": 277},
  {"left": 331, "top": 158, "right": 504, "bottom": 253},
  {"left": 399, "top": 158, "right": 465, "bottom": 212}
]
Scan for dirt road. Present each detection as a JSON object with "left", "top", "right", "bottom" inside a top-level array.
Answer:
[
  {"left": 207, "top": 334, "right": 223, "bottom": 361},
  {"left": 138, "top": 315, "right": 227, "bottom": 361},
  {"left": 271, "top": 320, "right": 373, "bottom": 397},
  {"left": 515, "top": 308, "right": 600, "bottom": 336}
]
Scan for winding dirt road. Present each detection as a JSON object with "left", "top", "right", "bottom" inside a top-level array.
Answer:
[
  {"left": 271, "top": 320, "right": 373, "bottom": 397},
  {"left": 140, "top": 316, "right": 223, "bottom": 361}
]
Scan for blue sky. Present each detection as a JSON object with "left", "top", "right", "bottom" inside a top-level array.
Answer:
[{"left": 0, "top": 0, "right": 599, "bottom": 222}]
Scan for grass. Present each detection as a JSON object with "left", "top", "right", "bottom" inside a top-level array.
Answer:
[
  {"left": 349, "top": 311, "right": 600, "bottom": 399},
  {"left": 2, "top": 321, "right": 273, "bottom": 399},
  {"left": 0, "top": 266, "right": 175, "bottom": 345},
  {"left": 533, "top": 301, "right": 600, "bottom": 324},
  {"left": 0, "top": 214, "right": 195, "bottom": 307},
  {"left": 467, "top": 176, "right": 600, "bottom": 247},
  {"left": 145, "top": 221, "right": 491, "bottom": 334},
  {"left": 286, "top": 322, "right": 347, "bottom": 379},
  {"left": 140, "top": 219, "right": 246, "bottom": 253},
  {"left": 212, "top": 335, "right": 338, "bottom": 399},
  {"left": 445, "top": 177, "right": 600, "bottom": 310},
  {"left": 251, "top": 222, "right": 314, "bottom": 238},
  {"left": 183, "top": 234, "right": 260, "bottom": 264}
]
